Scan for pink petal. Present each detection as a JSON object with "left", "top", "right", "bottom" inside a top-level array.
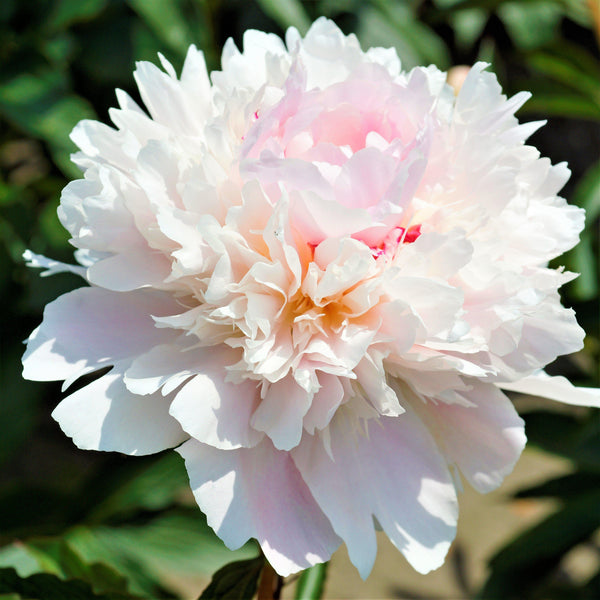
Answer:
[
  {"left": 52, "top": 371, "right": 187, "bottom": 455},
  {"left": 413, "top": 381, "right": 526, "bottom": 493},
  {"left": 500, "top": 372, "right": 600, "bottom": 408},
  {"left": 292, "top": 409, "right": 457, "bottom": 578},
  {"left": 168, "top": 346, "right": 265, "bottom": 450},
  {"left": 23, "top": 287, "right": 179, "bottom": 384},
  {"left": 87, "top": 249, "right": 171, "bottom": 291},
  {"left": 250, "top": 376, "right": 313, "bottom": 450},
  {"left": 303, "top": 373, "right": 345, "bottom": 434},
  {"left": 177, "top": 438, "right": 341, "bottom": 576}
]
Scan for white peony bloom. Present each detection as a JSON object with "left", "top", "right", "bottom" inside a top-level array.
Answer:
[{"left": 23, "top": 18, "right": 600, "bottom": 578}]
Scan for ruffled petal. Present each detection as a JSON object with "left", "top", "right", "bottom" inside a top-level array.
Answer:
[
  {"left": 23, "top": 287, "right": 180, "bottom": 384},
  {"left": 52, "top": 371, "right": 187, "bottom": 455},
  {"left": 168, "top": 346, "right": 265, "bottom": 450},
  {"left": 250, "top": 376, "right": 313, "bottom": 451},
  {"left": 177, "top": 438, "right": 341, "bottom": 575},
  {"left": 292, "top": 409, "right": 458, "bottom": 578},
  {"left": 411, "top": 381, "right": 526, "bottom": 493}
]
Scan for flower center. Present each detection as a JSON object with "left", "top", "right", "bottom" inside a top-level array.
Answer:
[{"left": 370, "top": 224, "right": 421, "bottom": 258}]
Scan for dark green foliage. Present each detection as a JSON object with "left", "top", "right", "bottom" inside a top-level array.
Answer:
[
  {"left": 0, "top": 566, "right": 143, "bottom": 599},
  {"left": 198, "top": 557, "right": 265, "bottom": 600}
]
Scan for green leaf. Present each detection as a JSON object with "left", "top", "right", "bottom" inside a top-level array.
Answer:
[
  {"left": 0, "top": 567, "right": 140, "bottom": 600},
  {"left": 357, "top": 4, "right": 450, "bottom": 70},
  {"left": 526, "top": 50, "right": 600, "bottom": 104},
  {"left": 561, "top": 230, "right": 598, "bottom": 301},
  {"left": 558, "top": 159, "right": 600, "bottom": 300},
  {"left": 60, "top": 510, "right": 258, "bottom": 597},
  {"left": 0, "top": 486, "right": 70, "bottom": 540},
  {"left": 199, "top": 556, "right": 265, "bottom": 600},
  {"left": 126, "top": 0, "right": 197, "bottom": 56},
  {"left": 523, "top": 411, "right": 600, "bottom": 471},
  {"left": 520, "top": 93, "right": 600, "bottom": 121},
  {"left": 573, "top": 159, "right": 600, "bottom": 227},
  {"left": 294, "top": 562, "right": 328, "bottom": 600},
  {"left": 0, "top": 346, "right": 43, "bottom": 466},
  {"left": 0, "top": 543, "right": 45, "bottom": 578},
  {"left": 450, "top": 8, "right": 488, "bottom": 51},
  {"left": 74, "top": 452, "right": 190, "bottom": 524},
  {"left": 255, "top": 0, "right": 312, "bottom": 34},
  {"left": 478, "top": 490, "right": 600, "bottom": 599},
  {"left": 44, "top": 0, "right": 108, "bottom": 32},
  {"left": 497, "top": 1, "right": 562, "bottom": 50},
  {"left": 0, "top": 70, "right": 96, "bottom": 178},
  {"left": 56, "top": 543, "right": 130, "bottom": 596},
  {"left": 515, "top": 471, "right": 600, "bottom": 500}
]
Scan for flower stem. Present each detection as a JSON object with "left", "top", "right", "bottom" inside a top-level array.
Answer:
[
  {"left": 294, "top": 562, "right": 329, "bottom": 600},
  {"left": 257, "top": 562, "right": 283, "bottom": 600}
]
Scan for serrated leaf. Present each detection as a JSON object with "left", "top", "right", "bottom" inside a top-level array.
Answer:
[
  {"left": 0, "top": 544, "right": 44, "bottom": 578},
  {"left": 199, "top": 557, "right": 264, "bottom": 600}
]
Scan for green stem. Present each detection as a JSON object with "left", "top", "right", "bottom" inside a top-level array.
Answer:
[{"left": 294, "top": 562, "right": 328, "bottom": 600}]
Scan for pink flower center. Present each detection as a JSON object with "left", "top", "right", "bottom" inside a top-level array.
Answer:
[{"left": 370, "top": 224, "right": 422, "bottom": 258}]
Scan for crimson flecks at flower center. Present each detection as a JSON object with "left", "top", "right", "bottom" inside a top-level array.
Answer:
[{"left": 370, "top": 224, "right": 422, "bottom": 257}]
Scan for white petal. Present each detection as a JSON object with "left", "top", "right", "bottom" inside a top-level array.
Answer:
[
  {"left": 303, "top": 373, "right": 345, "bottom": 434},
  {"left": 177, "top": 438, "right": 341, "bottom": 576},
  {"left": 169, "top": 346, "right": 264, "bottom": 450},
  {"left": 292, "top": 409, "right": 457, "bottom": 578},
  {"left": 52, "top": 371, "right": 187, "bottom": 455},
  {"left": 124, "top": 337, "right": 202, "bottom": 396},
  {"left": 23, "top": 250, "right": 87, "bottom": 278},
  {"left": 500, "top": 372, "right": 600, "bottom": 408},
  {"left": 412, "top": 381, "right": 526, "bottom": 493},
  {"left": 250, "top": 376, "right": 313, "bottom": 450},
  {"left": 87, "top": 249, "right": 171, "bottom": 291},
  {"left": 23, "top": 287, "right": 179, "bottom": 383}
]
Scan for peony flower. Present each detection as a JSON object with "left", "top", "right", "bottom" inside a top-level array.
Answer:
[{"left": 23, "top": 18, "right": 600, "bottom": 579}]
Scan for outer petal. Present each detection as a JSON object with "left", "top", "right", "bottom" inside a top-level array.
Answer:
[
  {"left": 22, "top": 287, "right": 180, "bottom": 384},
  {"left": 292, "top": 409, "right": 458, "bottom": 578},
  {"left": 52, "top": 371, "right": 187, "bottom": 455},
  {"left": 500, "top": 372, "right": 600, "bottom": 408},
  {"left": 177, "top": 438, "right": 341, "bottom": 576},
  {"left": 86, "top": 249, "right": 172, "bottom": 291},
  {"left": 127, "top": 342, "right": 265, "bottom": 449},
  {"left": 410, "top": 381, "right": 527, "bottom": 493}
]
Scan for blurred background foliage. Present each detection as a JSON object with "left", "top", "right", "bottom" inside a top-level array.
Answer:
[{"left": 0, "top": 0, "right": 598, "bottom": 599}]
